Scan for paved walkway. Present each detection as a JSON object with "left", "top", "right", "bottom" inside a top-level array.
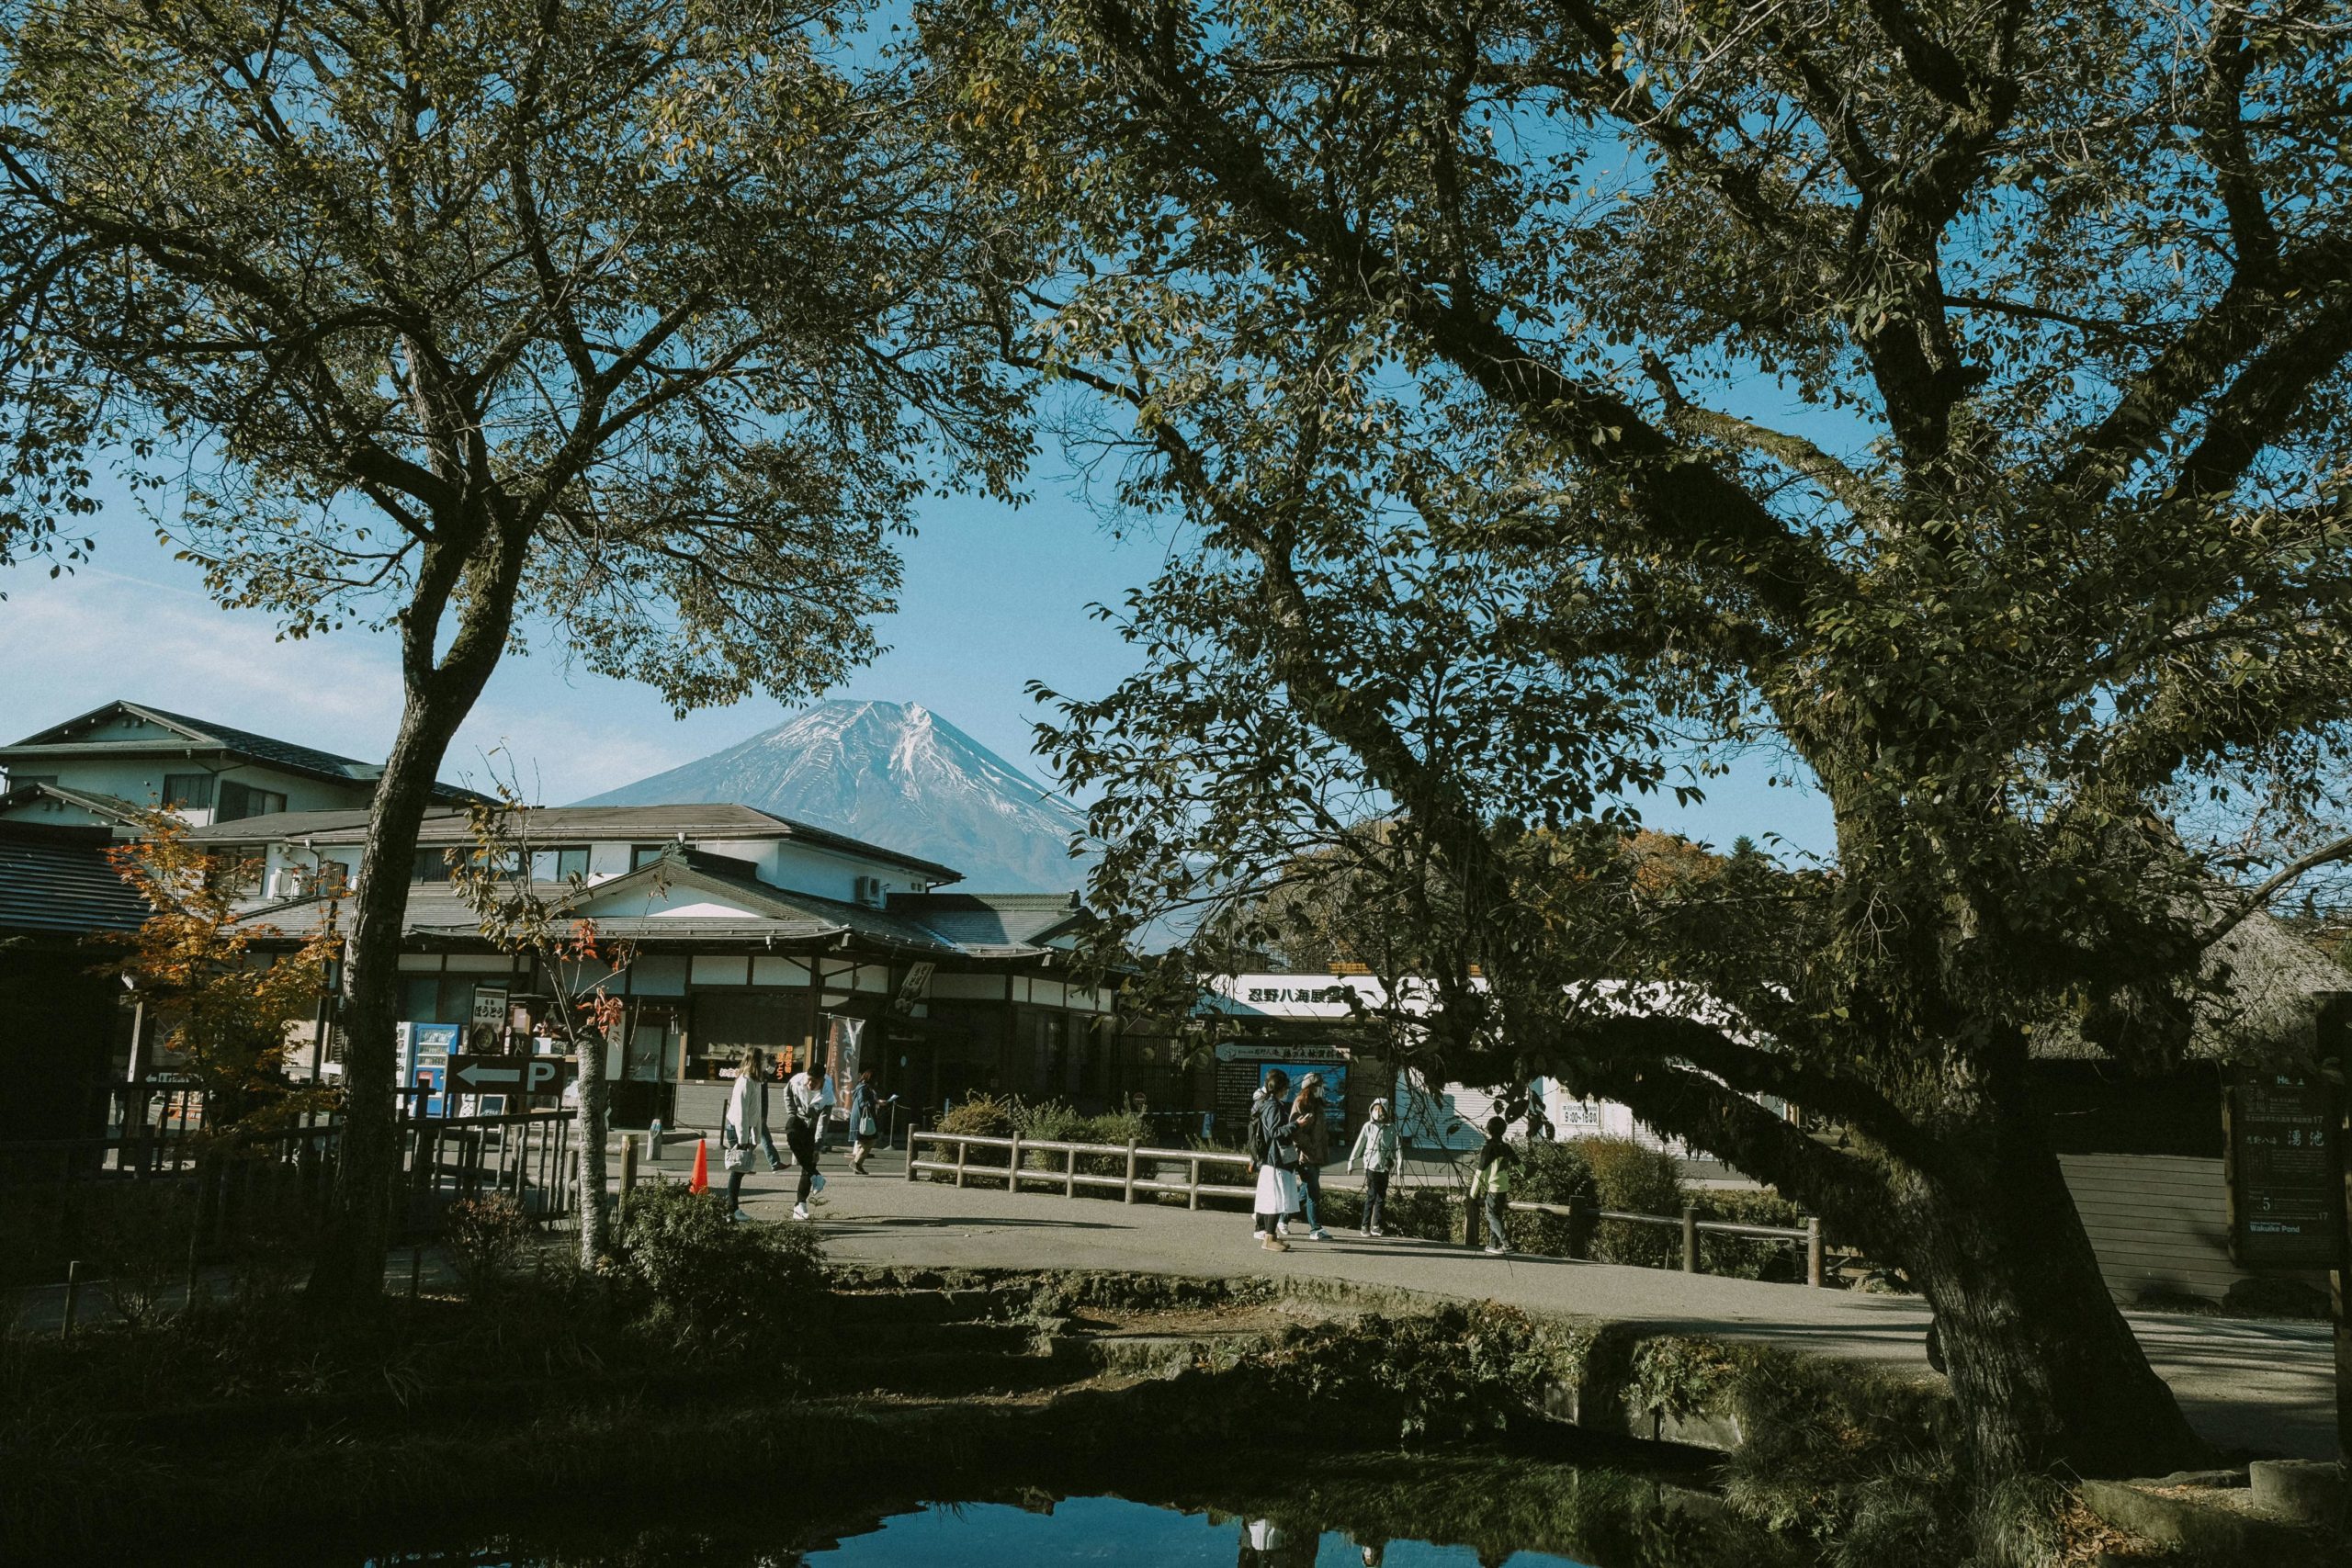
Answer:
[{"left": 686, "top": 1140, "right": 2338, "bottom": 1463}]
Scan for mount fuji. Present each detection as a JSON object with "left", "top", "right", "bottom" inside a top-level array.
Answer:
[{"left": 575, "top": 700, "right": 1093, "bottom": 894}]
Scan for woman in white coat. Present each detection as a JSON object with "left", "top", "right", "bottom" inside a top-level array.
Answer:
[{"left": 721, "top": 1049, "right": 784, "bottom": 1222}]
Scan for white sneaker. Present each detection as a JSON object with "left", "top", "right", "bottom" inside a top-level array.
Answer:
[
  {"left": 1369, "top": 1225, "right": 1384, "bottom": 1236},
  {"left": 1276, "top": 1221, "right": 1291, "bottom": 1237},
  {"left": 1483, "top": 1244, "right": 1505, "bottom": 1255},
  {"left": 1310, "top": 1228, "right": 1332, "bottom": 1242},
  {"left": 1252, "top": 1229, "right": 1269, "bottom": 1241},
  {"left": 791, "top": 1202, "right": 810, "bottom": 1221},
  {"left": 810, "top": 1171, "right": 828, "bottom": 1194},
  {"left": 730, "top": 1206, "right": 751, "bottom": 1224}
]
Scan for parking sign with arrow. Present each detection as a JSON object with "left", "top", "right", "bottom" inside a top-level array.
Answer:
[{"left": 447, "top": 1055, "right": 572, "bottom": 1097}]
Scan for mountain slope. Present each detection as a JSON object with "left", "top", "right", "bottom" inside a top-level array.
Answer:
[{"left": 576, "top": 700, "right": 1091, "bottom": 893}]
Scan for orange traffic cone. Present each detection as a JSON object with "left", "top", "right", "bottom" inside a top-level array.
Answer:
[{"left": 688, "top": 1135, "right": 709, "bottom": 1194}]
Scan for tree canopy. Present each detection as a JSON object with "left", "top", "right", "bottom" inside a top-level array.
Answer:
[
  {"left": 944, "top": 0, "right": 2352, "bottom": 1476},
  {"left": 0, "top": 0, "right": 1035, "bottom": 1303}
]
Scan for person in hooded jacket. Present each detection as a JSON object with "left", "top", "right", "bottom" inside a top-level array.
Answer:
[{"left": 1347, "top": 1097, "right": 1401, "bottom": 1235}]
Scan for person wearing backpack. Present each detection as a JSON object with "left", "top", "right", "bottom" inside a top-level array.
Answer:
[
  {"left": 1247, "top": 1068, "right": 1301, "bottom": 1252},
  {"left": 1347, "top": 1097, "right": 1401, "bottom": 1235},
  {"left": 1467, "top": 1115, "right": 1521, "bottom": 1254}
]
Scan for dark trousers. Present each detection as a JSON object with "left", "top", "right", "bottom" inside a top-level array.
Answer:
[
  {"left": 786, "top": 1122, "right": 820, "bottom": 1201},
  {"left": 1296, "top": 1163, "right": 1324, "bottom": 1231},
  {"left": 725, "top": 1168, "right": 745, "bottom": 1208},
  {"left": 1484, "top": 1192, "right": 1510, "bottom": 1249},
  {"left": 1363, "top": 1171, "right": 1390, "bottom": 1230}
]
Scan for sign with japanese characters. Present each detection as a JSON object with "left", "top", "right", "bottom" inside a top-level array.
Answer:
[{"left": 2227, "top": 1067, "right": 2344, "bottom": 1269}]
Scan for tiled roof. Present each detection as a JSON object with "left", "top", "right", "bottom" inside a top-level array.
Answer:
[
  {"left": 2, "top": 700, "right": 486, "bottom": 803},
  {"left": 888, "top": 890, "right": 1091, "bottom": 953},
  {"left": 184, "top": 802, "right": 964, "bottom": 882},
  {"left": 245, "top": 855, "right": 967, "bottom": 957},
  {"left": 0, "top": 781, "right": 149, "bottom": 824},
  {"left": 0, "top": 822, "right": 150, "bottom": 935}
]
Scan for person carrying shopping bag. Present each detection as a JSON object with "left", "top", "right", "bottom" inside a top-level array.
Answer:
[
  {"left": 848, "top": 1069, "right": 896, "bottom": 1174},
  {"left": 1347, "top": 1097, "right": 1401, "bottom": 1235},
  {"left": 719, "top": 1050, "right": 784, "bottom": 1222},
  {"left": 783, "top": 1055, "right": 831, "bottom": 1220}
]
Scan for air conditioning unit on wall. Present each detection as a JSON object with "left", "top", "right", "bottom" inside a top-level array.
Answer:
[{"left": 854, "top": 874, "right": 885, "bottom": 908}]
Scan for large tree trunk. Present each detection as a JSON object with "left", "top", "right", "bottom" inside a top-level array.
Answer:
[
  {"left": 574, "top": 1022, "right": 609, "bottom": 1266},
  {"left": 305, "top": 682, "right": 487, "bottom": 1310},
  {"left": 1898, "top": 1114, "right": 2207, "bottom": 1478}
]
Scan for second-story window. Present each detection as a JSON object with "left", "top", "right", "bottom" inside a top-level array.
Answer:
[
  {"left": 162, "top": 773, "right": 214, "bottom": 810},
  {"left": 531, "top": 845, "right": 591, "bottom": 880},
  {"left": 216, "top": 780, "right": 287, "bottom": 821},
  {"left": 630, "top": 843, "right": 668, "bottom": 870}
]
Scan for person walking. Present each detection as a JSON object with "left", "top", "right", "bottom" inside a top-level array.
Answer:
[
  {"left": 1347, "top": 1096, "right": 1400, "bottom": 1235},
  {"left": 1468, "top": 1115, "right": 1521, "bottom": 1254},
  {"left": 1247, "top": 1068, "right": 1302, "bottom": 1252},
  {"left": 1290, "top": 1074, "right": 1334, "bottom": 1241},
  {"left": 783, "top": 1055, "right": 831, "bottom": 1221},
  {"left": 719, "top": 1050, "right": 783, "bottom": 1222},
  {"left": 848, "top": 1069, "right": 896, "bottom": 1175}
]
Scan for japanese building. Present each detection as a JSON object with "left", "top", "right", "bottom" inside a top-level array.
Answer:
[{"left": 179, "top": 803, "right": 1129, "bottom": 1128}]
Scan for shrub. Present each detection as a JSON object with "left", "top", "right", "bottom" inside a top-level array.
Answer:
[
  {"left": 1010, "top": 1099, "right": 1086, "bottom": 1169},
  {"left": 935, "top": 1092, "right": 1014, "bottom": 1139},
  {"left": 1696, "top": 1188, "right": 1809, "bottom": 1280},
  {"left": 1510, "top": 1139, "right": 1599, "bottom": 1256},
  {"left": 1078, "top": 1110, "right": 1148, "bottom": 1177},
  {"left": 75, "top": 1183, "right": 195, "bottom": 1329},
  {"left": 609, "top": 1182, "right": 824, "bottom": 1351},
  {"left": 444, "top": 1193, "right": 533, "bottom": 1299},
  {"left": 932, "top": 1093, "right": 1014, "bottom": 1173},
  {"left": 1578, "top": 1137, "right": 1685, "bottom": 1268}
]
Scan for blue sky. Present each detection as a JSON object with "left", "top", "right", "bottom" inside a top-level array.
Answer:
[{"left": 0, "top": 472, "right": 1834, "bottom": 857}]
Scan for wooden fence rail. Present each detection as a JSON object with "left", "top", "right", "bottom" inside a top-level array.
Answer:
[{"left": 905, "top": 1129, "right": 1834, "bottom": 1287}]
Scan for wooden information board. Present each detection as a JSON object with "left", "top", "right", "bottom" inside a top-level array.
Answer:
[{"left": 2226, "top": 1067, "right": 2344, "bottom": 1269}]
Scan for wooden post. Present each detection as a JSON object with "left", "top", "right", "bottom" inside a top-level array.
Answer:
[
  {"left": 1188, "top": 1156, "right": 1201, "bottom": 1212},
  {"left": 1806, "top": 1216, "right": 1826, "bottom": 1288},
  {"left": 1124, "top": 1141, "right": 1138, "bottom": 1204},
  {"left": 1681, "top": 1206, "right": 1700, "bottom": 1273},
  {"left": 619, "top": 1133, "right": 639, "bottom": 1196},
  {"left": 1008, "top": 1133, "right": 1023, "bottom": 1192},
  {"left": 955, "top": 1139, "right": 968, "bottom": 1189},
  {"left": 60, "top": 1259, "right": 79, "bottom": 1340},
  {"left": 1064, "top": 1145, "right": 1077, "bottom": 1198},
  {"left": 903, "top": 1123, "right": 920, "bottom": 1182}
]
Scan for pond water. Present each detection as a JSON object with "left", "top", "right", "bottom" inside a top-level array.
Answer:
[
  {"left": 798, "top": 1495, "right": 1590, "bottom": 1566},
  {"left": 357, "top": 1495, "right": 1599, "bottom": 1567}
]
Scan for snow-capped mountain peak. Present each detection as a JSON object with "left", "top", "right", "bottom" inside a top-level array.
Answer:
[{"left": 575, "top": 700, "right": 1091, "bottom": 894}]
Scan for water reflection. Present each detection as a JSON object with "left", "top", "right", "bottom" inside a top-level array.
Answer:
[
  {"left": 798, "top": 1496, "right": 1591, "bottom": 1566},
  {"left": 330, "top": 1454, "right": 1798, "bottom": 1568}
]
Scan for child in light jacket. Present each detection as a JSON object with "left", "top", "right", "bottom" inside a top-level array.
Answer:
[{"left": 1347, "top": 1098, "right": 1401, "bottom": 1235}]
